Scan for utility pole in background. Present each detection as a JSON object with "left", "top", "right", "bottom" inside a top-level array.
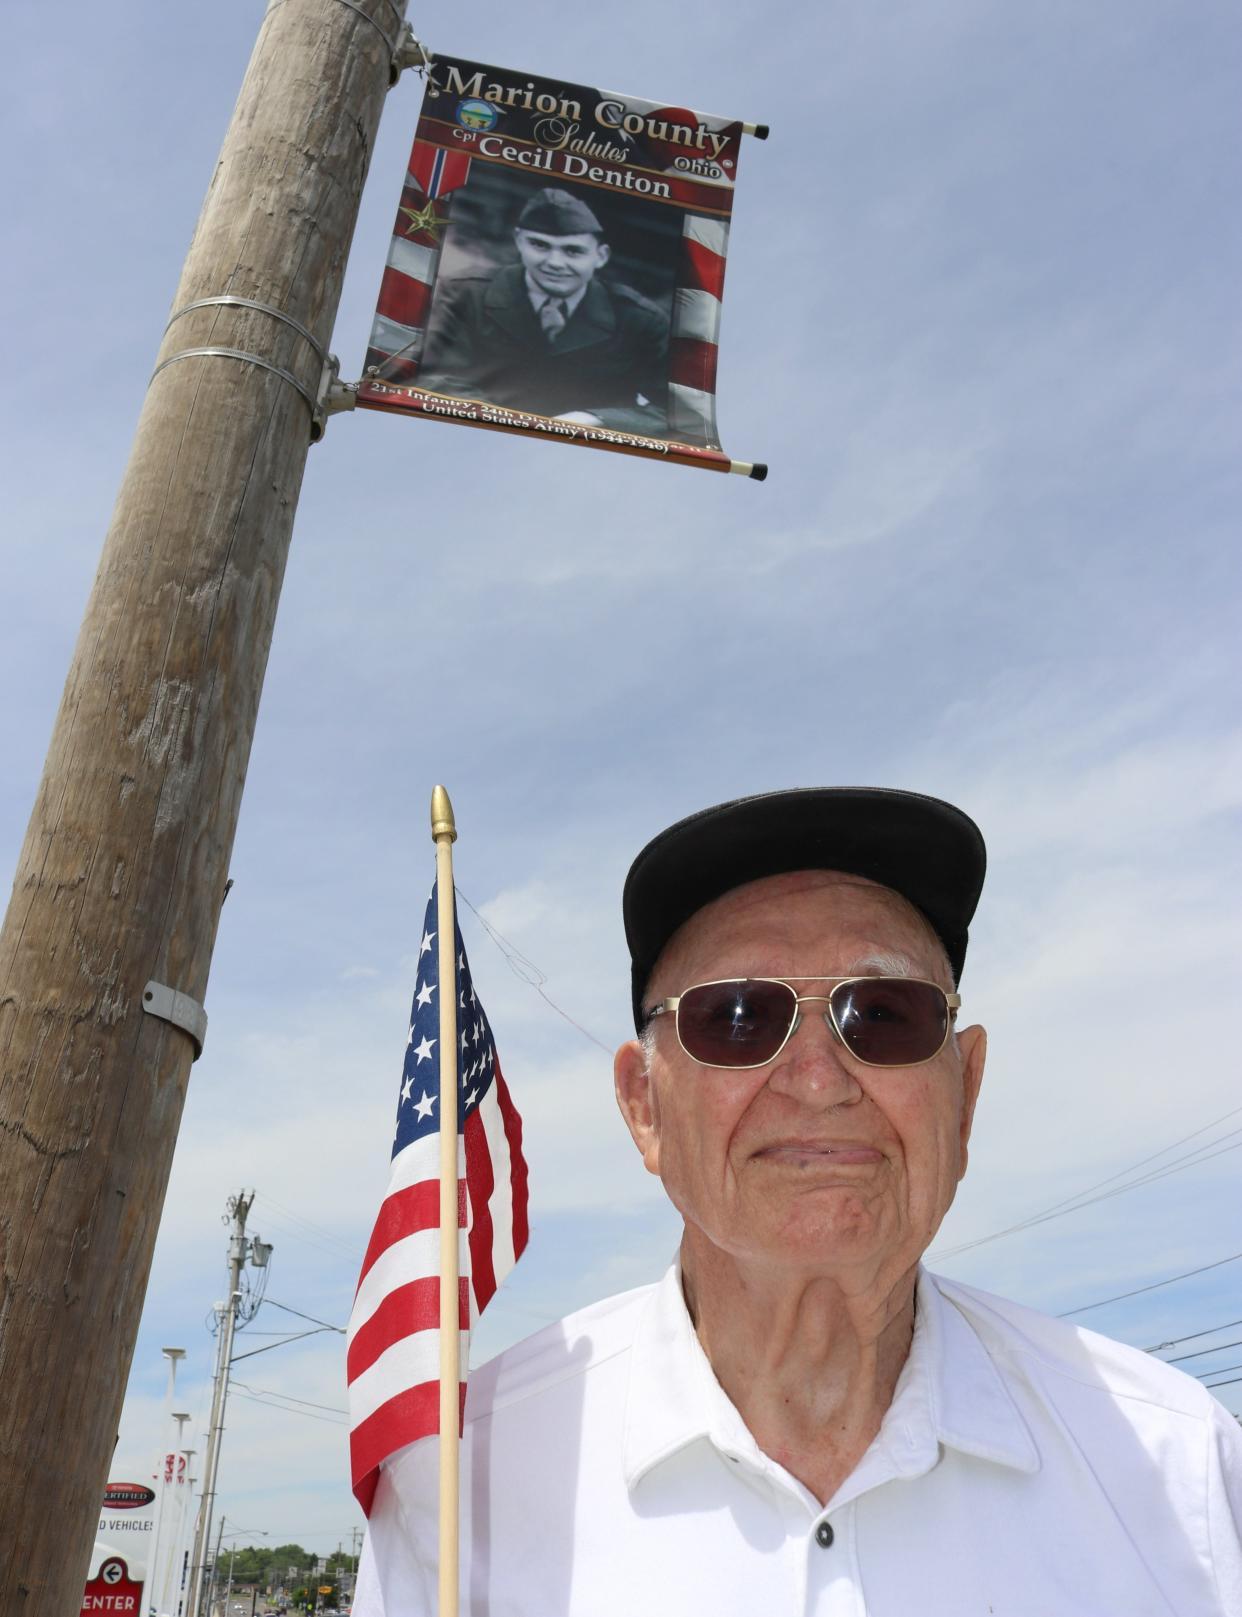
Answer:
[
  {"left": 206, "top": 1515, "right": 230, "bottom": 1617},
  {"left": 189, "top": 1193, "right": 254, "bottom": 1617},
  {"left": 348, "top": 1526, "right": 363, "bottom": 1607},
  {"left": 0, "top": 2, "right": 411, "bottom": 1610}
]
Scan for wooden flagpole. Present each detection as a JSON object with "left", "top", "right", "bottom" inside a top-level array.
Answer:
[{"left": 430, "top": 784, "right": 461, "bottom": 1617}]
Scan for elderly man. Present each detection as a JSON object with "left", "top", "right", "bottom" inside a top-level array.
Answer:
[
  {"left": 418, "top": 186, "right": 668, "bottom": 436},
  {"left": 356, "top": 788, "right": 1242, "bottom": 1615}
]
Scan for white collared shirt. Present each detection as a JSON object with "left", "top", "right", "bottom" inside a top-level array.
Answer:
[{"left": 354, "top": 1266, "right": 1242, "bottom": 1616}]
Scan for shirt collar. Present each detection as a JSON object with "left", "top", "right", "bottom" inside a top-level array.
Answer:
[
  {"left": 622, "top": 1263, "right": 1039, "bottom": 1496},
  {"left": 524, "top": 273, "right": 589, "bottom": 320}
]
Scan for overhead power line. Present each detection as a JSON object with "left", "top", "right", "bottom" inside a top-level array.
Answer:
[
  {"left": 1058, "top": 1250, "right": 1242, "bottom": 1318},
  {"left": 230, "top": 1327, "right": 336, "bottom": 1363},
  {"left": 232, "top": 1390, "right": 348, "bottom": 1426},
  {"left": 934, "top": 1105, "right": 1242, "bottom": 1262},
  {"left": 261, "top": 1298, "right": 346, "bottom": 1333},
  {"left": 232, "top": 1380, "right": 348, "bottom": 1415},
  {"left": 1166, "top": 1337, "right": 1242, "bottom": 1365},
  {"left": 252, "top": 1191, "right": 360, "bottom": 1261},
  {"left": 1144, "top": 1317, "right": 1242, "bottom": 1354},
  {"left": 457, "top": 887, "right": 614, "bottom": 1054},
  {"left": 1193, "top": 1362, "right": 1242, "bottom": 1382}
]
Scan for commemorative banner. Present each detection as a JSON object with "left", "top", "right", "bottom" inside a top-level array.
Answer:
[{"left": 357, "top": 55, "right": 766, "bottom": 478}]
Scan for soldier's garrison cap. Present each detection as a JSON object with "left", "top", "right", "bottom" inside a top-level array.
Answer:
[{"left": 516, "top": 188, "right": 605, "bottom": 237}]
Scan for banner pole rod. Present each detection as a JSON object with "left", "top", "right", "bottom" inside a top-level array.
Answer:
[{"left": 431, "top": 784, "right": 461, "bottom": 1617}]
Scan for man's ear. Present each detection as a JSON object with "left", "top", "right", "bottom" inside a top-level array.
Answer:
[
  {"left": 955, "top": 1023, "right": 987, "bottom": 1179},
  {"left": 614, "top": 1039, "right": 661, "bottom": 1176},
  {"left": 595, "top": 240, "right": 611, "bottom": 268}
]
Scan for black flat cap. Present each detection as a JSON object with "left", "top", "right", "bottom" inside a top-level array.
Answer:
[{"left": 623, "top": 787, "right": 986, "bottom": 1031}]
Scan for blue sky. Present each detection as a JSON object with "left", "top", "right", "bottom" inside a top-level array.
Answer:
[{"left": 3, "top": 0, "right": 1240, "bottom": 1559}]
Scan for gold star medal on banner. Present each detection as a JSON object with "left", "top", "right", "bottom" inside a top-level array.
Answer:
[{"left": 399, "top": 199, "right": 443, "bottom": 243}]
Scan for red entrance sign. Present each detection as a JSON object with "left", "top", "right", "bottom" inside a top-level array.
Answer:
[{"left": 81, "top": 1555, "right": 143, "bottom": 1615}]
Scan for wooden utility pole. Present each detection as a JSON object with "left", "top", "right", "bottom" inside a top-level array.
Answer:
[
  {"left": 187, "top": 1192, "right": 254, "bottom": 1617},
  {"left": 0, "top": 2, "right": 405, "bottom": 1609}
]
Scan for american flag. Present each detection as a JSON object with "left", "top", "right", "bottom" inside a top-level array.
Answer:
[{"left": 347, "top": 882, "right": 529, "bottom": 1515}]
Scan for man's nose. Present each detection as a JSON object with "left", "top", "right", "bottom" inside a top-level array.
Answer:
[{"left": 764, "top": 1006, "right": 864, "bottom": 1105}]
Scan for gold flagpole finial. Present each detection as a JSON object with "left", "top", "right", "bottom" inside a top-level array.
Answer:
[{"left": 430, "top": 784, "right": 457, "bottom": 843}]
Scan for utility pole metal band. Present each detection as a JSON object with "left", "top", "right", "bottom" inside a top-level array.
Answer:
[
  {"left": 165, "top": 295, "right": 329, "bottom": 367},
  {"left": 332, "top": 0, "right": 400, "bottom": 61},
  {"left": 150, "top": 346, "right": 320, "bottom": 416},
  {"left": 142, "top": 980, "right": 208, "bottom": 1061}
]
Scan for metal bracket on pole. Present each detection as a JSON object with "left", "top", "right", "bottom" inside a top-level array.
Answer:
[
  {"left": 392, "top": 24, "right": 430, "bottom": 78},
  {"left": 311, "top": 354, "right": 358, "bottom": 443},
  {"left": 142, "top": 980, "right": 208, "bottom": 1061},
  {"left": 154, "top": 294, "right": 358, "bottom": 443}
]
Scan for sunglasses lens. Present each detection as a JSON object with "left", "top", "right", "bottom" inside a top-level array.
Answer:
[
  {"left": 677, "top": 980, "right": 797, "bottom": 1067},
  {"left": 831, "top": 979, "right": 949, "bottom": 1065}
]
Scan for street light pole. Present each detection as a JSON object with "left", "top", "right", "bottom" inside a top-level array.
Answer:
[
  {"left": 150, "top": 1348, "right": 188, "bottom": 1616},
  {"left": 174, "top": 1455, "right": 196, "bottom": 1617},
  {"left": 181, "top": 1469, "right": 198, "bottom": 1617}
]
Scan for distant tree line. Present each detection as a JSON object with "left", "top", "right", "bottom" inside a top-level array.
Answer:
[{"left": 215, "top": 1542, "right": 355, "bottom": 1589}]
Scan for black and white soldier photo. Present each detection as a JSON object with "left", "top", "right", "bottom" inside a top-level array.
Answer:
[{"left": 419, "top": 184, "right": 672, "bottom": 437}]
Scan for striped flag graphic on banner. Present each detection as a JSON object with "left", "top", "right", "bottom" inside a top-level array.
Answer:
[
  {"left": 363, "top": 141, "right": 473, "bottom": 383},
  {"left": 668, "top": 213, "right": 731, "bottom": 447},
  {"left": 347, "top": 882, "right": 529, "bottom": 1515}
]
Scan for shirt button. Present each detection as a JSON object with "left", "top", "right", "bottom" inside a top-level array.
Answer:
[{"left": 815, "top": 1521, "right": 834, "bottom": 1549}]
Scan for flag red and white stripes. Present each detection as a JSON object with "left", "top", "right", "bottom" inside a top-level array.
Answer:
[
  {"left": 347, "top": 884, "right": 528, "bottom": 1515},
  {"left": 363, "top": 142, "right": 472, "bottom": 385}
]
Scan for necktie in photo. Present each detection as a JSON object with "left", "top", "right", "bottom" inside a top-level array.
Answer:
[{"left": 541, "top": 298, "right": 567, "bottom": 341}]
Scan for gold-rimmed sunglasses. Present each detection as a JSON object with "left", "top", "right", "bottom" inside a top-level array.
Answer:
[{"left": 644, "top": 976, "right": 960, "bottom": 1070}]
